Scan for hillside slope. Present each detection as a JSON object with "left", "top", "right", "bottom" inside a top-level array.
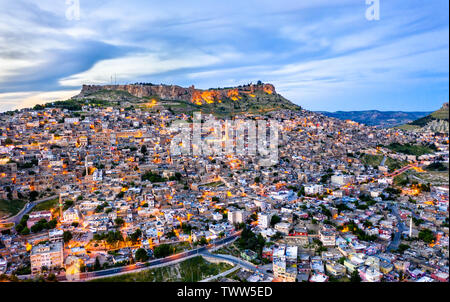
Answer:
[
  {"left": 398, "top": 102, "right": 449, "bottom": 133},
  {"left": 68, "top": 82, "right": 301, "bottom": 117},
  {"left": 319, "top": 110, "right": 431, "bottom": 127}
]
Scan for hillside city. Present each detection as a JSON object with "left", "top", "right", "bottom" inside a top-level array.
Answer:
[{"left": 0, "top": 88, "right": 448, "bottom": 283}]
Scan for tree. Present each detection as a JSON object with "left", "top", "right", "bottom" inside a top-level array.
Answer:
[
  {"left": 199, "top": 237, "right": 208, "bottom": 246},
  {"left": 135, "top": 248, "right": 149, "bottom": 262},
  {"left": 270, "top": 215, "right": 281, "bottom": 227},
  {"left": 63, "top": 231, "right": 73, "bottom": 243},
  {"left": 94, "top": 257, "right": 101, "bottom": 270},
  {"left": 141, "top": 145, "right": 148, "bottom": 155},
  {"left": 153, "top": 244, "right": 172, "bottom": 258},
  {"left": 350, "top": 270, "right": 362, "bottom": 282},
  {"left": 29, "top": 191, "right": 39, "bottom": 201},
  {"left": 114, "top": 217, "right": 125, "bottom": 228},
  {"left": 418, "top": 229, "right": 434, "bottom": 244},
  {"left": 128, "top": 229, "right": 142, "bottom": 244},
  {"left": 46, "top": 273, "right": 57, "bottom": 282},
  {"left": 20, "top": 227, "right": 30, "bottom": 235},
  {"left": 297, "top": 186, "right": 305, "bottom": 197},
  {"left": 166, "top": 229, "right": 177, "bottom": 239}
]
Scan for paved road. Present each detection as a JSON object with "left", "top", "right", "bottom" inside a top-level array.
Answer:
[
  {"left": 0, "top": 195, "right": 58, "bottom": 225},
  {"left": 201, "top": 251, "right": 273, "bottom": 279},
  {"left": 199, "top": 265, "right": 241, "bottom": 282},
  {"left": 386, "top": 203, "right": 405, "bottom": 252},
  {"left": 380, "top": 155, "right": 387, "bottom": 167},
  {"left": 56, "top": 233, "right": 240, "bottom": 281}
]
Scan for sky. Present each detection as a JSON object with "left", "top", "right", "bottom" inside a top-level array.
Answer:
[{"left": 0, "top": 0, "right": 448, "bottom": 112}]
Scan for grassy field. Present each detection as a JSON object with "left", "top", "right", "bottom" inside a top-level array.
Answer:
[
  {"left": 202, "top": 181, "right": 224, "bottom": 187},
  {"left": 394, "top": 168, "right": 449, "bottom": 186},
  {"left": 0, "top": 199, "right": 27, "bottom": 218},
  {"left": 34, "top": 197, "right": 59, "bottom": 211},
  {"left": 384, "top": 143, "right": 436, "bottom": 156},
  {"left": 90, "top": 256, "right": 233, "bottom": 282},
  {"left": 396, "top": 124, "right": 420, "bottom": 131},
  {"left": 360, "top": 154, "right": 407, "bottom": 171},
  {"left": 431, "top": 106, "right": 449, "bottom": 120},
  {"left": 212, "top": 242, "right": 242, "bottom": 258}
]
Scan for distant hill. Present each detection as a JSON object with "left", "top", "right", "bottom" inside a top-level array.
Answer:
[
  {"left": 65, "top": 82, "right": 301, "bottom": 117},
  {"left": 397, "top": 102, "right": 449, "bottom": 133},
  {"left": 318, "top": 110, "right": 431, "bottom": 127}
]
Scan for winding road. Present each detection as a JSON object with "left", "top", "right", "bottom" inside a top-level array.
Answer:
[
  {"left": 0, "top": 195, "right": 58, "bottom": 225},
  {"left": 386, "top": 203, "right": 406, "bottom": 252},
  {"left": 54, "top": 232, "right": 241, "bottom": 281}
]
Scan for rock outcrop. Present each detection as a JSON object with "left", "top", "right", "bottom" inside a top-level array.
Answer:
[{"left": 76, "top": 83, "right": 276, "bottom": 105}]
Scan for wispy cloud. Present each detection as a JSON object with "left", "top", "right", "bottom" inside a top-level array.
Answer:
[{"left": 0, "top": 0, "right": 448, "bottom": 111}]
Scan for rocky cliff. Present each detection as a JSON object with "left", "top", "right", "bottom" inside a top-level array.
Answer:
[
  {"left": 76, "top": 83, "right": 277, "bottom": 105},
  {"left": 399, "top": 102, "right": 449, "bottom": 133}
]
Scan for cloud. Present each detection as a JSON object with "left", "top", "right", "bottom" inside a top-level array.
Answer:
[
  {"left": 59, "top": 50, "right": 242, "bottom": 87},
  {"left": 0, "top": 0, "right": 448, "bottom": 111},
  {"left": 0, "top": 89, "right": 79, "bottom": 112}
]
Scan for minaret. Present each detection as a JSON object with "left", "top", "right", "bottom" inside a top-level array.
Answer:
[
  {"left": 59, "top": 193, "right": 63, "bottom": 218},
  {"left": 85, "top": 155, "right": 89, "bottom": 176}
]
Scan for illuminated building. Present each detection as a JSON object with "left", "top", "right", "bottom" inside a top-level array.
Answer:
[
  {"left": 319, "top": 229, "right": 336, "bottom": 247},
  {"left": 273, "top": 245, "right": 298, "bottom": 282},
  {"left": 30, "top": 242, "right": 64, "bottom": 275},
  {"left": 62, "top": 207, "right": 81, "bottom": 224}
]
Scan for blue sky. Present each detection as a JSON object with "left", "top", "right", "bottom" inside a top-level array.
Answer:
[{"left": 0, "top": 0, "right": 448, "bottom": 112}]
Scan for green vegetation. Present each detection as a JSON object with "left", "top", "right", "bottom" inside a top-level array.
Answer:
[
  {"left": 425, "top": 162, "right": 449, "bottom": 172},
  {"left": 384, "top": 143, "right": 436, "bottom": 156},
  {"left": 153, "top": 244, "right": 174, "bottom": 258},
  {"left": 236, "top": 227, "right": 266, "bottom": 257},
  {"left": 350, "top": 270, "right": 362, "bottom": 282},
  {"left": 128, "top": 229, "right": 142, "bottom": 244},
  {"left": 141, "top": 171, "right": 167, "bottom": 183},
  {"left": 360, "top": 154, "right": 407, "bottom": 171},
  {"left": 0, "top": 199, "right": 27, "bottom": 217},
  {"left": 135, "top": 248, "right": 149, "bottom": 262},
  {"left": 418, "top": 229, "right": 435, "bottom": 244},
  {"left": 15, "top": 214, "right": 30, "bottom": 235},
  {"left": 90, "top": 256, "right": 233, "bottom": 282},
  {"left": 93, "top": 231, "right": 124, "bottom": 245},
  {"left": 400, "top": 103, "right": 449, "bottom": 130},
  {"left": 34, "top": 198, "right": 59, "bottom": 211},
  {"left": 338, "top": 220, "right": 377, "bottom": 242},
  {"left": 270, "top": 215, "right": 281, "bottom": 227},
  {"left": 114, "top": 217, "right": 125, "bottom": 227},
  {"left": 396, "top": 244, "right": 410, "bottom": 254},
  {"left": 95, "top": 202, "right": 109, "bottom": 213},
  {"left": 30, "top": 218, "right": 57, "bottom": 233},
  {"left": 63, "top": 231, "right": 73, "bottom": 243}
]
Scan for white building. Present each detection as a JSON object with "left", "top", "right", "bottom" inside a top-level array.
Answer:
[
  {"left": 319, "top": 230, "right": 336, "bottom": 247},
  {"left": 331, "top": 174, "right": 354, "bottom": 186},
  {"left": 304, "top": 184, "right": 323, "bottom": 195},
  {"left": 258, "top": 213, "right": 272, "bottom": 229},
  {"left": 30, "top": 242, "right": 64, "bottom": 274},
  {"left": 228, "top": 209, "right": 248, "bottom": 224},
  {"left": 62, "top": 207, "right": 81, "bottom": 224}
]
